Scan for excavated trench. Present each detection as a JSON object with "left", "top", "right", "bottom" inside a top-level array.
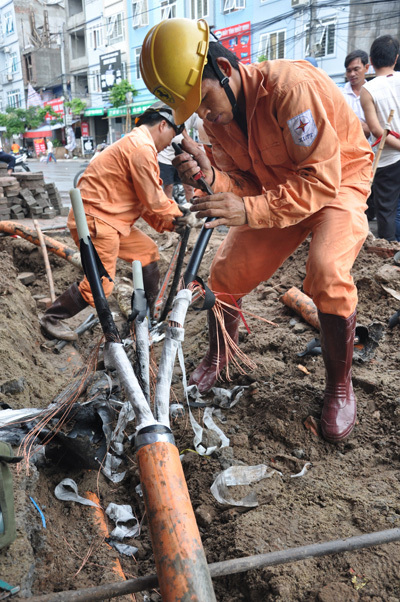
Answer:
[{"left": 1, "top": 225, "right": 400, "bottom": 601}]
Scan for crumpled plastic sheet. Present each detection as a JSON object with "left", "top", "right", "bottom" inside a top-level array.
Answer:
[
  {"left": 110, "top": 401, "right": 135, "bottom": 456},
  {"left": 210, "top": 464, "right": 280, "bottom": 507},
  {"left": 106, "top": 540, "right": 139, "bottom": 556},
  {"left": 54, "top": 478, "right": 100, "bottom": 507},
  {"left": 105, "top": 503, "right": 140, "bottom": 540},
  {"left": 211, "top": 386, "right": 248, "bottom": 409},
  {"left": 101, "top": 452, "right": 126, "bottom": 483}
]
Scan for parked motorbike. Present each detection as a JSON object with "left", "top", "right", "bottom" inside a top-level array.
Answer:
[{"left": 14, "top": 153, "right": 30, "bottom": 172}]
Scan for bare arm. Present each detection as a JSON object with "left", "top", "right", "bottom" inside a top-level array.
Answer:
[{"left": 360, "top": 87, "right": 400, "bottom": 150}]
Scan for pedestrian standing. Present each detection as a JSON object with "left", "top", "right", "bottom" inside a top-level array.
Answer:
[
  {"left": 140, "top": 18, "right": 374, "bottom": 443},
  {"left": 360, "top": 35, "right": 400, "bottom": 241}
]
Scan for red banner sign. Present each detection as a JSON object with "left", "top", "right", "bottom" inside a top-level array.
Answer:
[
  {"left": 44, "top": 98, "right": 64, "bottom": 121},
  {"left": 213, "top": 21, "right": 251, "bottom": 65},
  {"left": 81, "top": 122, "right": 89, "bottom": 137},
  {"left": 33, "top": 138, "right": 46, "bottom": 156}
]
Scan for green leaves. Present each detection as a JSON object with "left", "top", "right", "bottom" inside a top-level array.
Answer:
[{"left": 109, "top": 80, "right": 138, "bottom": 108}]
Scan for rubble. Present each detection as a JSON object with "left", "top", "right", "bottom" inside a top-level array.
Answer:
[{"left": 0, "top": 163, "right": 67, "bottom": 220}]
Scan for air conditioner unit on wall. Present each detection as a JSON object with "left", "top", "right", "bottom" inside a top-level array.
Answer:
[
  {"left": 3, "top": 46, "right": 10, "bottom": 53},
  {"left": 291, "top": 0, "right": 308, "bottom": 6},
  {"left": 7, "top": 73, "right": 13, "bottom": 81}
]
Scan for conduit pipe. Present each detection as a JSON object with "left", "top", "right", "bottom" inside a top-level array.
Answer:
[
  {"left": 0, "top": 221, "right": 81, "bottom": 268},
  {"left": 69, "top": 189, "right": 216, "bottom": 602},
  {"left": 26, "top": 528, "right": 400, "bottom": 601}
]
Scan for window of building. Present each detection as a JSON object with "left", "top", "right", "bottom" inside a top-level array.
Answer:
[
  {"left": 132, "top": 0, "right": 149, "bottom": 28},
  {"left": 258, "top": 30, "right": 285, "bottom": 60},
  {"left": 161, "top": 0, "right": 177, "bottom": 19},
  {"left": 107, "top": 13, "right": 124, "bottom": 44},
  {"left": 191, "top": 0, "right": 208, "bottom": 19},
  {"left": 222, "top": 0, "right": 245, "bottom": 14},
  {"left": 305, "top": 18, "right": 336, "bottom": 58},
  {"left": 135, "top": 47, "right": 141, "bottom": 79},
  {"left": 89, "top": 69, "right": 101, "bottom": 92},
  {"left": 25, "top": 54, "right": 33, "bottom": 81},
  {"left": 89, "top": 25, "right": 103, "bottom": 50},
  {"left": 4, "top": 11, "right": 14, "bottom": 35},
  {"left": 10, "top": 52, "right": 18, "bottom": 73},
  {"left": 7, "top": 90, "right": 21, "bottom": 108}
]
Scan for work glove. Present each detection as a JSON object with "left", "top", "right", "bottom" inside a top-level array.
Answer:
[
  {"left": 173, "top": 204, "right": 202, "bottom": 235},
  {"left": 128, "top": 289, "right": 148, "bottom": 323}
]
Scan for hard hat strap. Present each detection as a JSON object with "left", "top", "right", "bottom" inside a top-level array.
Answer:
[{"left": 207, "top": 53, "right": 247, "bottom": 137}]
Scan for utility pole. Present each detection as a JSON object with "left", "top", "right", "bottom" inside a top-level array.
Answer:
[{"left": 309, "top": 0, "right": 317, "bottom": 58}]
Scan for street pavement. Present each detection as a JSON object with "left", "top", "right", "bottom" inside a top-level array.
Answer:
[{"left": 27, "top": 158, "right": 89, "bottom": 208}]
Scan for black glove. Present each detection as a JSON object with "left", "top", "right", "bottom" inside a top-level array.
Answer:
[{"left": 128, "top": 289, "right": 148, "bottom": 322}]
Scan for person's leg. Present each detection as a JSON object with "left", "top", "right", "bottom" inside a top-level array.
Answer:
[
  {"left": 395, "top": 196, "right": 400, "bottom": 242},
  {"left": 117, "top": 226, "right": 161, "bottom": 317},
  {"left": 40, "top": 215, "right": 121, "bottom": 339},
  {"left": 190, "top": 222, "right": 311, "bottom": 392},
  {"left": 372, "top": 160, "right": 400, "bottom": 241},
  {"left": 159, "top": 162, "right": 176, "bottom": 200},
  {"left": 303, "top": 188, "right": 369, "bottom": 442}
]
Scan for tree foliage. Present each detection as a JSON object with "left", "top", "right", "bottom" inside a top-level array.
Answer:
[
  {"left": 64, "top": 98, "right": 87, "bottom": 115},
  {"left": 0, "top": 105, "right": 61, "bottom": 137},
  {"left": 109, "top": 80, "right": 138, "bottom": 108}
]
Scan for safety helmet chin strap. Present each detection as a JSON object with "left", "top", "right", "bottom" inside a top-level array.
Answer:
[{"left": 207, "top": 54, "right": 248, "bottom": 137}]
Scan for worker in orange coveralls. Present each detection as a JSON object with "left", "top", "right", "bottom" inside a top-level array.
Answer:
[
  {"left": 140, "top": 19, "right": 374, "bottom": 443},
  {"left": 40, "top": 104, "right": 191, "bottom": 341}
]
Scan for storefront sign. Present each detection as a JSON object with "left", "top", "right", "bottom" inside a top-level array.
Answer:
[
  {"left": 81, "top": 122, "right": 90, "bottom": 137},
  {"left": 100, "top": 50, "right": 122, "bottom": 92},
  {"left": 107, "top": 101, "right": 154, "bottom": 118},
  {"left": 213, "top": 22, "right": 251, "bottom": 65},
  {"left": 33, "top": 138, "right": 46, "bottom": 156},
  {"left": 81, "top": 137, "right": 95, "bottom": 155},
  {"left": 84, "top": 108, "right": 105, "bottom": 117},
  {"left": 44, "top": 98, "right": 64, "bottom": 121}
]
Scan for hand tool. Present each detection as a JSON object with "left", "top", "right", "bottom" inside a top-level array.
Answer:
[{"left": 171, "top": 142, "right": 217, "bottom": 290}]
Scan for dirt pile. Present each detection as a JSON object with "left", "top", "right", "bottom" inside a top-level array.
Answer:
[{"left": 0, "top": 224, "right": 400, "bottom": 601}]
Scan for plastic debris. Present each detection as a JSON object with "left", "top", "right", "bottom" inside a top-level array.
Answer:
[
  {"left": 170, "top": 403, "right": 185, "bottom": 419},
  {"left": 211, "top": 386, "right": 248, "bottom": 409},
  {"left": 101, "top": 453, "right": 126, "bottom": 483},
  {"left": 210, "top": 464, "right": 280, "bottom": 507},
  {"left": 203, "top": 407, "right": 229, "bottom": 449},
  {"left": 105, "top": 503, "right": 140, "bottom": 540},
  {"left": 106, "top": 540, "right": 139, "bottom": 556},
  {"left": 290, "top": 462, "right": 312, "bottom": 478},
  {"left": 54, "top": 479, "right": 100, "bottom": 507}
]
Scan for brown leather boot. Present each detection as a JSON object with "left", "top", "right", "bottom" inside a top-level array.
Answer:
[
  {"left": 142, "top": 261, "right": 160, "bottom": 318},
  {"left": 318, "top": 310, "right": 357, "bottom": 442},
  {"left": 39, "top": 282, "right": 88, "bottom": 341},
  {"left": 189, "top": 300, "right": 241, "bottom": 393}
]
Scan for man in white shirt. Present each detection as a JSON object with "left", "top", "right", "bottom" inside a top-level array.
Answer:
[
  {"left": 342, "top": 50, "right": 371, "bottom": 139},
  {"left": 361, "top": 35, "right": 400, "bottom": 241}
]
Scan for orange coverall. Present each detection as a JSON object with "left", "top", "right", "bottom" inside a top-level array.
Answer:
[
  {"left": 67, "top": 125, "right": 181, "bottom": 305},
  {"left": 204, "top": 60, "right": 374, "bottom": 317}
]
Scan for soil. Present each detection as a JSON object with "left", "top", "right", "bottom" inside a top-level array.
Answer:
[{"left": 1, "top": 220, "right": 400, "bottom": 602}]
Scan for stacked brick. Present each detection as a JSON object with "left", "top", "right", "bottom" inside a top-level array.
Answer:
[{"left": 0, "top": 163, "right": 66, "bottom": 220}]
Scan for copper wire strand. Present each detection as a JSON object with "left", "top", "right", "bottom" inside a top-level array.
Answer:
[{"left": 17, "top": 340, "right": 101, "bottom": 472}]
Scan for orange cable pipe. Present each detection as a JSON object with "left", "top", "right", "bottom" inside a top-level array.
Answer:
[
  {"left": 85, "top": 491, "right": 135, "bottom": 601},
  {"left": 137, "top": 440, "right": 216, "bottom": 602},
  {"left": 280, "top": 286, "right": 320, "bottom": 330},
  {"left": 0, "top": 220, "right": 81, "bottom": 268}
]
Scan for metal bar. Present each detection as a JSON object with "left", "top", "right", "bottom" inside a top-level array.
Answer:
[{"left": 25, "top": 528, "right": 400, "bottom": 601}]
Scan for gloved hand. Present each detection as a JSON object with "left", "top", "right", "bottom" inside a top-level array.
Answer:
[
  {"left": 128, "top": 289, "right": 148, "bottom": 322},
  {"left": 173, "top": 204, "right": 202, "bottom": 235}
]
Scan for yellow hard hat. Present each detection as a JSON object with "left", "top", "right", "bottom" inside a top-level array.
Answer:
[{"left": 140, "top": 18, "right": 209, "bottom": 125}]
